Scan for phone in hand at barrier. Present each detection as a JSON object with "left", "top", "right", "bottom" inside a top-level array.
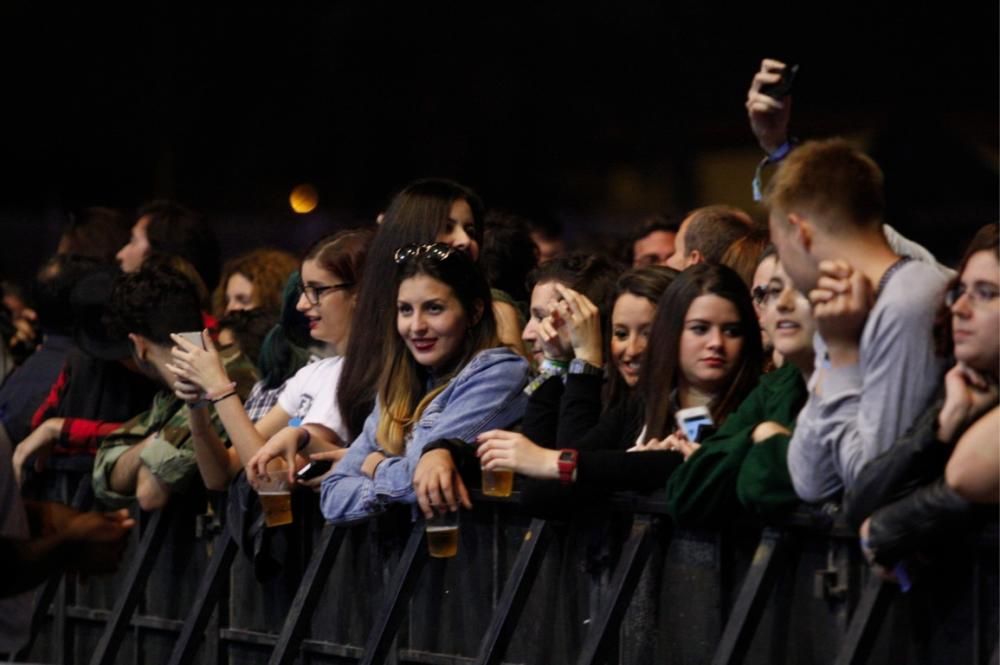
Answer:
[
  {"left": 296, "top": 459, "right": 333, "bottom": 481},
  {"left": 675, "top": 406, "right": 715, "bottom": 443}
]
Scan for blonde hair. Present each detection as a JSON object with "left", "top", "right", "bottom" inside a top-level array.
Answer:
[{"left": 376, "top": 354, "right": 453, "bottom": 455}]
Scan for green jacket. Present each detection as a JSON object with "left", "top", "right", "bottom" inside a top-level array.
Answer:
[
  {"left": 92, "top": 346, "right": 258, "bottom": 508},
  {"left": 664, "top": 363, "right": 806, "bottom": 527}
]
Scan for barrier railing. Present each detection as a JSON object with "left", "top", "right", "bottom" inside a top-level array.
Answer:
[{"left": 11, "top": 465, "right": 999, "bottom": 665}]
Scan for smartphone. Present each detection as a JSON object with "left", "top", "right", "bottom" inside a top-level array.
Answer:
[
  {"left": 296, "top": 459, "right": 333, "bottom": 481},
  {"left": 759, "top": 63, "right": 798, "bottom": 100},
  {"left": 176, "top": 330, "right": 206, "bottom": 350},
  {"left": 675, "top": 406, "right": 715, "bottom": 443}
]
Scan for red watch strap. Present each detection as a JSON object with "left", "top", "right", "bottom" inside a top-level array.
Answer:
[{"left": 557, "top": 449, "right": 578, "bottom": 485}]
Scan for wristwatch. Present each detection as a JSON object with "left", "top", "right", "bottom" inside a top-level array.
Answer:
[
  {"left": 568, "top": 358, "right": 603, "bottom": 377},
  {"left": 557, "top": 449, "right": 578, "bottom": 485}
]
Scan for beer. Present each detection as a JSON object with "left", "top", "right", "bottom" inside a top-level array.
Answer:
[
  {"left": 259, "top": 491, "right": 293, "bottom": 527},
  {"left": 426, "top": 525, "right": 459, "bottom": 558},
  {"left": 481, "top": 468, "right": 514, "bottom": 497}
]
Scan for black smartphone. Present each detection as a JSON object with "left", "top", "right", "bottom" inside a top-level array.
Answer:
[
  {"left": 760, "top": 63, "right": 799, "bottom": 100},
  {"left": 296, "top": 459, "right": 333, "bottom": 481}
]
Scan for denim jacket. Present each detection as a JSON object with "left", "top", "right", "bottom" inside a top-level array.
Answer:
[{"left": 320, "top": 347, "right": 529, "bottom": 524}]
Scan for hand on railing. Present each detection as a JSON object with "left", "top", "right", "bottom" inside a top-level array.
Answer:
[{"left": 413, "top": 449, "right": 472, "bottom": 519}]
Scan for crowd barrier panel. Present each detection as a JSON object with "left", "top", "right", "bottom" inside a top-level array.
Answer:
[{"left": 11, "top": 462, "right": 999, "bottom": 665}]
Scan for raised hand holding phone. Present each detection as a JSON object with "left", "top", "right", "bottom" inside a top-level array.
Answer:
[
  {"left": 746, "top": 59, "right": 795, "bottom": 154},
  {"left": 168, "top": 329, "right": 233, "bottom": 398}
]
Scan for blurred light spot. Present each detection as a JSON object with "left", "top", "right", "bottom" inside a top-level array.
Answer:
[{"left": 290, "top": 184, "right": 318, "bottom": 214}]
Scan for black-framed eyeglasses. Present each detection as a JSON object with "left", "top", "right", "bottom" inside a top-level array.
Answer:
[
  {"left": 945, "top": 281, "right": 1000, "bottom": 308},
  {"left": 298, "top": 281, "right": 354, "bottom": 306},
  {"left": 393, "top": 242, "right": 456, "bottom": 264}
]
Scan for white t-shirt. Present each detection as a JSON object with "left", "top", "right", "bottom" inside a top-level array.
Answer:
[{"left": 277, "top": 356, "right": 348, "bottom": 443}]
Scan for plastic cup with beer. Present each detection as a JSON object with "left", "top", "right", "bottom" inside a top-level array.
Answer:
[
  {"left": 481, "top": 466, "right": 514, "bottom": 497},
  {"left": 425, "top": 508, "right": 460, "bottom": 558},
  {"left": 257, "top": 460, "right": 293, "bottom": 528}
]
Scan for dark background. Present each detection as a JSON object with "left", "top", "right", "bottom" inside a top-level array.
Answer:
[{"left": 0, "top": 3, "right": 995, "bottom": 285}]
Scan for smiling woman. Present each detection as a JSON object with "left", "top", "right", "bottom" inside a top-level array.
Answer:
[
  {"left": 397, "top": 274, "right": 470, "bottom": 373},
  {"left": 160, "top": 229, "right": 372, "bottom": 495},
  {"left": 320, "top": 243, "right": 530, "bottom": 524},
  {"left": 475, "top": 264, "right": 764, "bottom": 504},
  {"left": 335, "top": 178, "right": 487, "bottom": 443}
]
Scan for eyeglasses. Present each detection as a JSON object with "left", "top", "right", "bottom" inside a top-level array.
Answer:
[
  {"left": 298, "top": 281, "right": 354, "bottom": 306},
  {"left": 945, "top": 281, "right": 1000, "bottom": 308},
  {"left": 393, "top": 242, "right": 456, "bottom": 264}
]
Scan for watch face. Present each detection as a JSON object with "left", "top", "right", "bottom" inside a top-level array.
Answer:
[{"left": 559, "top": 450, "right": 576, "bottom": 463}]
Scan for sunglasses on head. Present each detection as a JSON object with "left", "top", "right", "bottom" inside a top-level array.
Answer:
[{"left": 393, "top": 242, "right": 457, "bottom": 264}]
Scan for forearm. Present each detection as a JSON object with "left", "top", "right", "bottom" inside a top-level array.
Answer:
[
  {"left": 319, "top": 439, "right": 382, "bottom": 523},
  {"left": 56, "top": 418, "right": 122, "bottom": 456},
  {"left": 844, "top": 403, "right": 947, "bottom": 528},
  {"left": 213, "top": 395, "right": 269, "bottom": 467},
  {"left": 299, "top": 423, "right": 344, "bottom": 455},
  {"left": 576, "top": 449, "right": 681, "bottom": 492},
  {"left": 521, "top": 375, "right": 564, "bottom": 448},
  {"left": 665, "top": 425, "right": 755, "bottom": 527},
  {"left": 556, "top": 374, "right": 605, "bottom": 447},
  {"left": 13, "top": 419, "right": 62, "bottom": 469},
  {"left": 188, "top": 406, "right": 236, "bottom": 490},
  {"left": 944, "top": 407, "right": 1000, "bottom": 503},
  {"left": 866, "top": 477, "right": 974, "bottom": 567}
]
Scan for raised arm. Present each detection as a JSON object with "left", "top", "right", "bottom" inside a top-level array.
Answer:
[{"left": 746, "top": 58, "right": 792, "bottom": 154}]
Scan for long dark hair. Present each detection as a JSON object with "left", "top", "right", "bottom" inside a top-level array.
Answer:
[
  {"left": 337, "top": 178, "right": 485, "bottom": 440},
  {"left": 604, "top": 265, "right": 678, "bottom": 409},
  {"left": 640, "top": 264, "right": 763, "bottom": 441},
  {"left": 376, "top": 245, "right": 498, "bottom": 454}
]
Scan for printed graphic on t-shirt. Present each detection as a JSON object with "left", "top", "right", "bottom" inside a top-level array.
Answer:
[{"left": 295, "top": 394, "right": 314, "bottom": 419}]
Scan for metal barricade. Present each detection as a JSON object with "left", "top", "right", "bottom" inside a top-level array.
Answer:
[{"left": 15, "top": 469, "right": 999, "bottom": 665}]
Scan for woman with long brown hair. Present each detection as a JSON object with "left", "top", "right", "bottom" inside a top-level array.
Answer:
[
  {"left": 318, "top": 243, "right": 529, "bottom": 523},
  {"left": 477, "top": 263, "right": 763, "bottom": 493}
]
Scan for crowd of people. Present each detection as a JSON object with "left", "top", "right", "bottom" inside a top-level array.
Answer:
[{"left": 0, "top": 59, "right": 996, "bottom": 653}]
